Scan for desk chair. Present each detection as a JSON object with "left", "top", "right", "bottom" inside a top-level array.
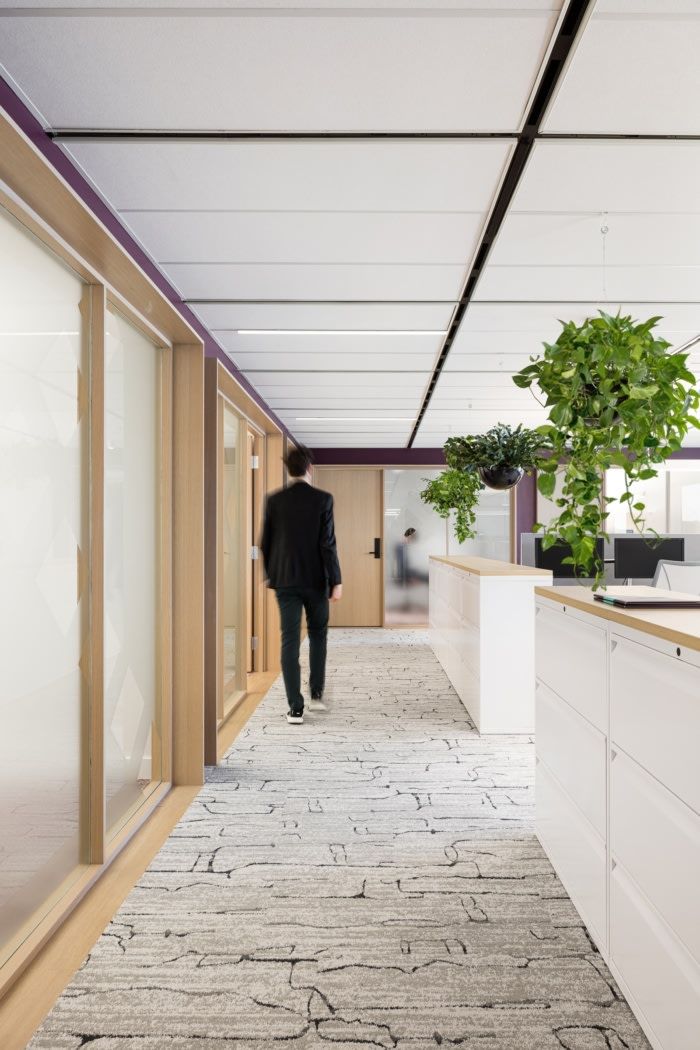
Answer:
[{"left": 652, "top": 560, "right": 700, "bottom": 596}]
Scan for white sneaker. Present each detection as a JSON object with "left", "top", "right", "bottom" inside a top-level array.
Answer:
[
  {"left": 308, "top": 697, "right": 327, "bottom": 712},
  {"left": 287, "top": 712, "right": 304, "bottom": 724}
]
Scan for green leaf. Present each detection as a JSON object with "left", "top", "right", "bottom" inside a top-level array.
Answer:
[{"left": 537, "top": 472, "right": 557, "bottom": 499}]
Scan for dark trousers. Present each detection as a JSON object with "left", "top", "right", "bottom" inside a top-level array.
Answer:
[{"left": 275, "top": 587, "right": 329, "bottom": 713}]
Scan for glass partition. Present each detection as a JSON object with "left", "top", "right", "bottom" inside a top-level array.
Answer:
[
  {"left": 384, "top": 468, "right": 444, "bottom": 624},
  {"left": 104, "top": 308, "right": 162, "bottom": 837},
  {"left": 668, "top": 465, "right": 700, "bottom": 534},
  {"left": 0, "top": 206, "right": 85, "bottom": 958},
  {"left": 221, "top": 402, "right": 245, "bottom": 716},
  {"left": 448, "top": 488, "right": 511, "bottom": 561}
]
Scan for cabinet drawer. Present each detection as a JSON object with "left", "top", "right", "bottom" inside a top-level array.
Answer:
[
  {"left": 536, "top": 681, "right": 606, "bottom": 838},
  {"left": 536, "top": 603, "right": 607, "bottom": 731},
  {"left": 536, "top": 759, "right": 606, "bottom": 952},
  {"left": 611, "top": 865, "right": 700, "bottom": 1050},
  {"left": 460, "top": 574, "right": 480, "bottom": 628},
  {"left": 611, "top": 750, "right": 700, "bottom": 963},
  {"left": 611, "top": 634, "right": 700, "bottom": 815}
]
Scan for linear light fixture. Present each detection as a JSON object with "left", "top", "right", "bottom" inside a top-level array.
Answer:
[
  {"left": 296, "top": 416, "right": 414, "bottom": 422},
  {"left": 235, "top": 329, "right": 445, "bottom": 336}
]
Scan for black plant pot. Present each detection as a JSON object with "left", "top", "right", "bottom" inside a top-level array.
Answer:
[{"left": 479, "top": 465, "right": 523, "bottom": 490}]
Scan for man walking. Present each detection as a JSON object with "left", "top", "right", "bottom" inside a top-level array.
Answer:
[{"left": 260, "top": 446, "right": 342, "bottom": 724}]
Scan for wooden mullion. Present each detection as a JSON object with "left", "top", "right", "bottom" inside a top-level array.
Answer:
[{"left": 87, "top": 284, "right": 105, "bottom": 865}]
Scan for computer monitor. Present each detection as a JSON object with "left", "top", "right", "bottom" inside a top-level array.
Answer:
[
  {"left": 614, "top": 536, "right": 685, "bottom": 580},
  {"left": 534, "top": 537, "right": 605, "bottom": 578}
]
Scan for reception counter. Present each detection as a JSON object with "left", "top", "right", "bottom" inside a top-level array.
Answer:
[
  {"left": 429, "top": 555, "right": 552, "bottom": 733},
  {"left": 535, "top": 586, "right": 700, "bottom": 1050}
]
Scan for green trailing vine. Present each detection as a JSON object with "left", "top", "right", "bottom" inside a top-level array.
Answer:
[
  {"left": 514, "top": 311, "right": 700, "bottom": 585},
  {"left": 420, "top": 468, "right": 483, "bottom": 544}
]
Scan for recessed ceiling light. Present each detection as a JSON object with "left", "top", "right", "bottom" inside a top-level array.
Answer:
[{"left": 235, "top": 329, "right": 445, "bottom": 336}]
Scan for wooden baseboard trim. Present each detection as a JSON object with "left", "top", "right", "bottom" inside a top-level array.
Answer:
[{"left": 217, "top": 671, "right": 278, "bottom": 762}]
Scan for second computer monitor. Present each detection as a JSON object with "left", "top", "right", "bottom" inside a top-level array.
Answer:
[
  {"left": 614, "top": 536, "right": 685, "bottom": 579},
  {"left": 534, "top": 537, "right": 605, "bottom": 578}
]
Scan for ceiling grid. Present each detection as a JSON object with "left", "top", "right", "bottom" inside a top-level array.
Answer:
[{"left": 1, "top": 0, "right": 699, "bottom": 448}]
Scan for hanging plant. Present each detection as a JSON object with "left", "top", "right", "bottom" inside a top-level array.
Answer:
[
  {"left": 420, "top": 468, "right": 483, "bottom": 544},
  {"left": 513, "top": 311, "right": 700, "bottom": 585},
  {"left": 420, "top": 424, "right": 544, "bottom": 543},
  {"left": 445, "top": 423, "right": 544, "bottom": 490}
]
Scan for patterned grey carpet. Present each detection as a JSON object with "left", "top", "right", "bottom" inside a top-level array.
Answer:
[{"left": 30, "top": 629, "right": 650, "bottom": 1050}]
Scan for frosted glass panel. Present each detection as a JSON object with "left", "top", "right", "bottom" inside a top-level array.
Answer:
[
  {"left": 0, "top": 206, "right": 84, "bottom": 955},
  {"left": 104, "top": 309, "right": 161, "bottom": 836},
  {"left": 668, "top": 466, "right": 700, "bottom": 534},
  {"left": 222, "top": 403, "right": 243, "bottom": 715},
  {"left": 384, "top": 468, "right": 444, "bottom": 625},
  {"left": 605, "top": 468, "right": 667, "bottom": 533},
  {"left": 449, "top": 488, "right": 511, "bottom": 561}
]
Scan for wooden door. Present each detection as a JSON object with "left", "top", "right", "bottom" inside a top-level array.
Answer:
[{"left": 316, "top": 468, "right": 382, "bottom": 627}]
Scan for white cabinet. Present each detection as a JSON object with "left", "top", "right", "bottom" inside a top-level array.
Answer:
[
  {"left": 536, "top": 680, "right": 606, "bottom": 839},
  {"left": 610, "top": 634, "right": 700, "bottom": 816},
  {"left": 610, "top": 865, "right": 700, "bottom": 1050},
  {"left": 535, "top": 603, "right": 607, "bottom": 732},
  {"left": 536, "top": 758, "right": 607, "bottom": 951},
  {"left": 536, "top": 593, "right": 700, "bottom": 1050},
  {"left": 429, "top": 557, "right": 551, "bottom": 734},
  {"left": 611, "top": 750, "right": 700, "bottom": 962}
]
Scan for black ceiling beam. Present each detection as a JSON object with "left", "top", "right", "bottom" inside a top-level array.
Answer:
[{"left": 407, "top": 0, "right": 595, "bottom": 448}]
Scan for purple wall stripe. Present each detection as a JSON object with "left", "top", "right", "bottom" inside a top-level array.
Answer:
[
  {"left": 0, "top": 75, "right": 292, "bottom": 439},
  {"left": 311, "top": 448, "right": 446, "bottom": 466}
]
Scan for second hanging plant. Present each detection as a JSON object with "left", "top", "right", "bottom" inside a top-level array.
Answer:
[{"left": 421, "top": 423, "right": 544, "bottom": 542}]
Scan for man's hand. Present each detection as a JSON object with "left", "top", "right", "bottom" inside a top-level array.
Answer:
[{"left": 330, "top": 584, "right": 343, "bottom": 602}]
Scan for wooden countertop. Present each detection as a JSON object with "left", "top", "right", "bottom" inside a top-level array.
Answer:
[
  {"left": 535, "top": 586, "right": 700, "bottom": 653},
  {"left": 430, "top": 555, "right": 553, "bottom": 578}
]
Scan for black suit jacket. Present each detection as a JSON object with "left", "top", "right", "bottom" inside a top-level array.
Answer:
[{"left": 260, "top": 481, "right": 342, "bottom": 593}]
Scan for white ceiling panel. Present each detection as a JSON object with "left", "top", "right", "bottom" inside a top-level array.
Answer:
[
  {"left": 120, "top": 210, "right": 484, "bottom": 265},
  {"left": 474, "top": 265, "right": 700, "bottom": 304},
  {"left": 193, "top": 302, "right": 457, "bottom": 332},
  {"left": 265, "top": 392, "right": 422, "bottom": 406},
  {"left": 229, "top": 353, "right": 438, "bottom": 371},
  {"left": 543, "top": 6, "right": 700, "bottom": 134},
  {"left": 489, "top": 213, "right": 700, "bottom": 268},
  {"left": 2, "top": 1, "right": 561, "bottom": 9},
  {"left": 162, "top": 263, "right": 467, "bottom": 301},
  {"left": 213, "top": 332, "right": 443, "bottom": 354},
  {"left": 512, "top": 141, "right": 700, "bottom": 214},
  {"left": 448, "top": 301, "right": 700, "bottom": 350},
  {"left": 0, "top": 9, "right": 559, "bottom": 131},
  {"left": 431, "top": 366, "right": 535, "bottom": 387},
  {"left": 243, "top": 370, "right": 430, "bottom": 392},
  {"left": 64, "top": 140, "right": 512, "bottom": 213}
]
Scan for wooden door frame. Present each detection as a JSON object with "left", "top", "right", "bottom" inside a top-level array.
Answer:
[{"left": 203, "top": 360, "right": 285, "bottom": 765}]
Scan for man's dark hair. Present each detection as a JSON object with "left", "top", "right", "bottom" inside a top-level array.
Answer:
[{"left": 285, "top": 444, "right": 314, "bottom": 478}]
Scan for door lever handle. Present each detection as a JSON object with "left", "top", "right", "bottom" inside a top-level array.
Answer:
[{"left": 366, "top": 538, "right": 381, "bottom": 558}]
